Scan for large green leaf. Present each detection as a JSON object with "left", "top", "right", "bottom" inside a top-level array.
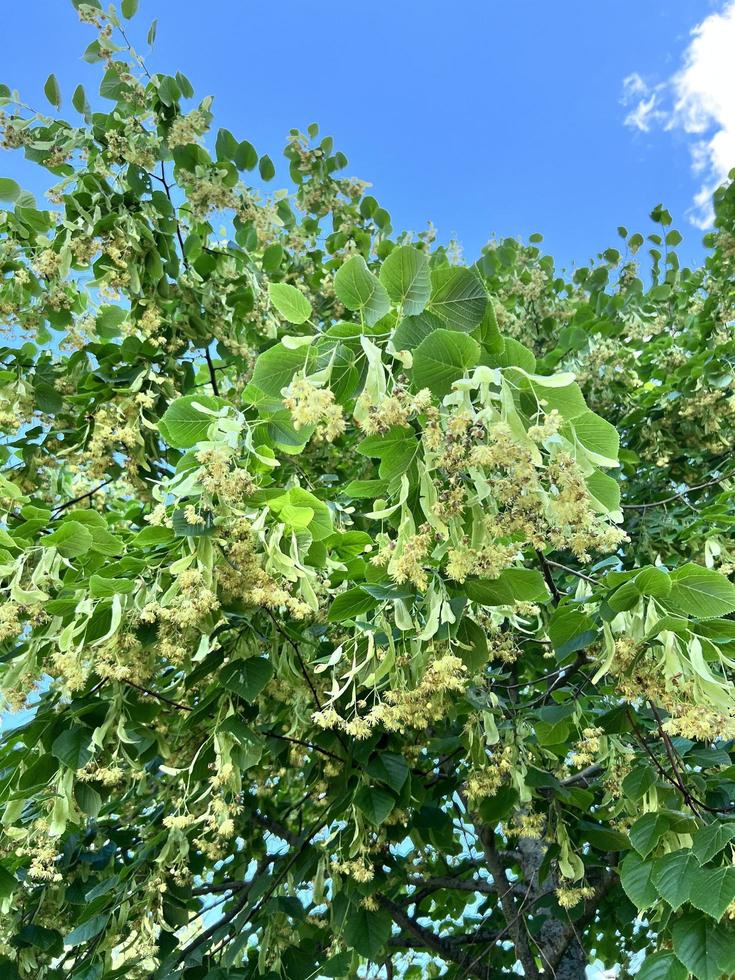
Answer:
[
  {"left": 0, "top": 178, "right": 21, "bottom": 203},
  {"left": 64, "top": 914, "right": 109, "bottom": 948},
  {"left": 334, "top": 256, "right": 390, "bottom": 326},
  {"left": 668, "top": 564, "right": 735, "bottom": 619},
  {"left": 463, "top": 568, "right": 549, "bottom": 605},
  {"left": 690, "top": 865, "right": 735, "bottom": 921},
  {"left": 692, "top": 821, "right": 735, "bottom": 865},
  {"left": 428, "top": 266, "right": 487, "bottom": 331},
  {"left": 620, "top": 851, "right": 658, "bottom": 910},
  {"left": 52, "top": 727, "right": 93, "bottom": 770},
  {"left": 672, "top": 912, "right": 735, "bottom": 980},
  {"left": 220, "top": 657, "right": 273, "bottom": 701},
  {"left": 343, "top": 907, "right": 392, "bottom": 958},
  {"left": 564, "top": 410, "right": 620, "bottom": 468},
  {"left": 652, "top": 849, "right": 698, "bottom": 910},
  {"left": 622, "top": 764, "right": 656, "bottom": 802},
  {"left": 630, "top": 812, "right": 670, "bottom": 857},
  {"left": 159, "top": 394, "right": 227, "bottom": 448},
  {"left": 636, "top": 951, "right": 688, "bottom": 980},
  {"left": 44, "top": 73, "right": 61, "bottom": 109},
  {"left": 412, "top": 328, "right": 479, "bottom": 396},
  {"left": 44, "top": 521, "right": 93, "bottom": 559},
  {"left": 354, "top": 785, "right": 396, "bottom": 825},
  {"left": 328, "top": 588, "right": 379, "bottom": 623},
  {"left": 379, "top": 245, "right": 431, "bottom": 316},
  {"left": 268, "top": 282, "right": 312, "bottom": 324},
  {"left": 367, "top": 752, "right": 410, "bottom": 792}
]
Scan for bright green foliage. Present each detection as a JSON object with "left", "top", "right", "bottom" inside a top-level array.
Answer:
[{"left": 1, "top": 5, "right": 735, "bottom": 980}]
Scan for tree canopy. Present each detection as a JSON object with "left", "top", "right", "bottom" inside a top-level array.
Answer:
[{"left": 2, "top": 4, "right": 735, "bottom": 979}]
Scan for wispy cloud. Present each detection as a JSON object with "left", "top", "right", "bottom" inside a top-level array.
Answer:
[{"left": 622, "top": 1, "right": 735, "bottom": 227}]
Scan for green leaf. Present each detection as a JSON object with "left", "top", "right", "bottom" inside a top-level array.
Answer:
[
  {"left": 635, "top": 566, "right": 672, "bottom": 598},
  {"left": 564, "top": 410, "right": 620, "bottom": 468},
  {"left": 44, "top": 521, "right": 93, "bottom": 558},
  {"left": 89, "top": 575, "right": 136, "bottom": 597},
  {"left": 630, "top": 812, "right": 670, "bottom": 857},
  {"left": 43, "top": 73, "right": 61, "bottom": 109},
  {"left": 159, "top": 394, "right": 227, "bottom": 448},
  {"left": 357, "top": 426, "right": 418, "bottom": 480},
  {"left": 692, "top": 822, "right": 735, "bottom": 865},
  {"left": 620, "top": 851, "right": 658, "bottom": 909},
  {"left": 636, "top": 951, "right": 688, "bottom": 980},
  {"left": 379, "top": 245, "right": 431, "bottom": 316},
  {"left": 367, "top": 752, "right": 409, "bottom": 792},
  {"left": 577, "top": 821, "right": 628, "bottom": 851},
  {"left": 121, "top": 0, "right": 139, "bottom": 18},
  {"left": 652, "top": 849, "right": 698, "bottom": 910},
  {"left": 235, "top": 140, "right": 258, "bottom": 170},
  {"left": 690, "top": 865, "right": 735, "bottom": 921},
  {"left": 0, "top": 864, "right": 17, "bottom": 900},
  {"left": 473, "top": 300, "right": 504, "bottom": 356},
  {"left": 354, "top": 784, "right": 396, "bottom": 825},
  {"left": 668, "top": 564, "right": 735, "bottom": 619},
  {"left": 343, "top": 907, "right": 392, "bottom": 958},
  {"left": 328, "top": 588, "right": 379, "bottom": 623},
  {"left": 392, "top": 310, "right": 442, "bottom": 351},
  {"left": 412, "top": 328, "right": 479, "bottom": 396},
  {"left": 259, "top": 154, "right": 275, "bottom": 180},
  {"left": 548, "top": 607, "right": 597, "bottom": 658},
  {"left": 464, "top": 568, "right": 548, "bottom": 606},
  {"left": 52, "top": 727, "right": 93, "bottom": 770},
  {"left": 268, "top": 283, "right": 312, "bottom": 324},
  {"left": 334, "top": 256, "right": 391, "bottom": 326},
  {"left": 75, "top": 782, "right": 102, "bottom": 818},
  {"left": 246, "top": 344, "right": 308, "bottom": 399},
  {"left": 344, "top": 479, "right": 388, "bottom": 499},
  {"left": 320, "top": 951, "right": 353, "bottom": 978},
  {"left": 622, "top": 764, "right": 656, "bottom": 802},
  {"left": 64, "top": 914, "right": 109, "bottom": 948},
  {"left": 428, "top": 266, "right": 487, "bottom": 331},
  {"left": 0, "top": 178, "right": 21, "bottom": 203},
  {"left": 672, "top": 912, "right": 735, "bottom": 980},
  {"left": 220, "top": 657, "right": 273, "bottom": 701}
]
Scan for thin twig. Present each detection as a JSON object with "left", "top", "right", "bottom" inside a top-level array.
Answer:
[
  {"left": 124, "top": 679, "right": 191, "bottom": 712},
  {"left": 621, "top": 471, "right": 734, "bottom": 510},
  {"left": 51, "top": 478, "right": 113, "bottom": 516}
]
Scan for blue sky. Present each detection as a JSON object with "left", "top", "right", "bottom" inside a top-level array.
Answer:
[{"left": 3, "top": 0, "right": 733, "bottom": 272}]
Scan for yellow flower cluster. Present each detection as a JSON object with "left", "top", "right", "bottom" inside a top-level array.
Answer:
[
  {"left": 332, "top": 856, "right": 374, "bottom": 883},
  {"left": 466, "top": 744, "right": 515, "bottom": 802},
  {"left": 663, "top": 703, "right": 735, "bottom": 742},
  {"left": 283, "top": 377, "right": 345, "bottom": 443},
  {"left": 375, "top": 528, "right": 432, "bottom": 591},
  {"left": 196, "top": 447, "right": 256, "bottom": 502},
  {"left": 167, "top": 109, "right": 210, "bottom": 149},
  {"left": 569, "top": 726, "right": 605, "bottom": 768},
  {"left": 86, "top": 402, "right": 142, "bottom": 478},
  {"left": 556, "top": 885, "right": 595, "bottom": 909},
  {"left": 503, "top": 809, "right": 546, "bottom": 840},
  {"left": 445, "top": 540, "right": 518, "bottom": 584},
  {"left": 218, "top": 517, "right": 313, "bottom": 619},
  {"left": 313, "top": 653, "right": 467, "bottom": 737},
  {"left": 358, "top": 386, "right": 432, "bottom": 435},
  {"left": 19, "top": 823, "right": 62, "bottom": 884},
  {"left": 0, "top": 601, "right": 21, "bottom": 643}
]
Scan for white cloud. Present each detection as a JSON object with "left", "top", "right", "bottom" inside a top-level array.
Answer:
[{"left": 622, "top": 2, "right": 735, "bottom": 227}]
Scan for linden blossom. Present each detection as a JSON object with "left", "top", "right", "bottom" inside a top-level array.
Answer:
[{"left": 3, "top": 1, "right": 735, "bottom": 975}]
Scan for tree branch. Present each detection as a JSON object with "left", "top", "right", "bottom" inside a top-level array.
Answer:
[{"left": 621, "top": 470, "right": 734, "bottom": 510}]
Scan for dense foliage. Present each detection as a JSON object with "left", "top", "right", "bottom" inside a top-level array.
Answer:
[{"left": 2, "top": 3, "right": 735, "bottom": 978}]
